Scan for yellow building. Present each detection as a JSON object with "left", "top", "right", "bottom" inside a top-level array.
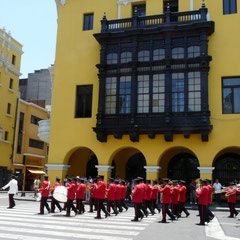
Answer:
[
  {"left": 13, "top": 99, "right": 49, "bottom": 191},
  {"left": 48, "top": 0, "right": 240, "bottom": 186},
  {"left": 0, "top": 28, "right": 23, "bottom": 186}
]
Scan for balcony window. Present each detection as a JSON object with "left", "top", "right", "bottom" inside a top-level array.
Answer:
[
  {"left": 120, "top": 52, "right": 132, "bottom": 63},
  {"left": 105, "top": 77, "right": 117, "bottom": 114},
  {"left": 188, "top": 72, "right": 201, "bottom": 112},
  {"left": 9, "top": 78, "right": 13, "bottom": 89},
  {"left": 223, "top": 0, "right": 237, "bottom": 14},
  {"left": 172, "top": 47, "right": 184, "bottom": 59},
  {"left": 172, "top": 73, "right": 184, "bottom": 112},
  {"left": 4, "top": 131, "right": 8, "bottom": 141},
  {"left": 153, "top": 49, "right": 165, "bottom": 61},
  {"left": 7, "top": 103, "right": 11, "bottom": 114},
  {"left": 31, "top": 115, "right": 42, "bottom": 125},
  {"left": 188, "top": 46, "right": 200, "bottom": 58},
  {"left": 83, "top": 13, "right": 94, "bottom": 30},
  {"left": 119, "top": 76, "right": 131, "bottom": 114},
  {"left": 138, "top": 75, "right": 149, "bottom": 113},
  {"left": 152, "top": 74, "right": 165, "bottom": 113},
  {"left": 29, "top": 138, "right": 44, "bottom": 150},
  {"left": 132, "top": 4, "right": 146, "bottom": 16},
  {"left": 107, "top": 53, "right": 118, "bottom": 64},
  {"left": 75, "top": 85, "right": 93, "bottom": 118},
  {"left": 138, "top": 50, "right": 150, "bottom": 62},
  {"left": 222, "top": 77, "right": 240, "bottom": 114},
  {"left": 12, "top": 55, "right": 16, "bottom": 65},
  {"left": 164, "top": 0, "right": 178, "bottom": 13}
]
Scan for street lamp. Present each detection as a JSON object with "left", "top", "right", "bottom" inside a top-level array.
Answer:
[{"left": 0, "top": 126, "right": 2, "bottom": 144}]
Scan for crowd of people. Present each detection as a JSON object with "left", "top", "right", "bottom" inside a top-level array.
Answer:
[{"left": 1, "top": 174, "right": 240, "bottom": 226}]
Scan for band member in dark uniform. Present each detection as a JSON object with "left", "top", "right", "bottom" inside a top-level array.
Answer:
[
  {"left": 158, "top": 178, "right": 175, "bottom": 223},
  {"left": 94, "top": 175, "right": 110, "bottom": 219},
  {"left": 66, "top": 177, "right": 77, "bottom": 216},
  {"left": 50, "top": 177, "right": 62, "bottom": 213},
  {"left": 131, "top": 178, "right": 144, "bottom": 222},
  {"left": 37, "top": 175, "right": 51, "bottom": 214},
  {"left": 106, "top": 178, "right": 118, "bottom": 215}
]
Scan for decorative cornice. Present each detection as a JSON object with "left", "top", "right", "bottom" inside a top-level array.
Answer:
[
  {"left": 118, "top": 0, "right": 142, "bottom": 6},
  {"left": 95, "top": 165, "right": 114, "bottom": 172},
  {"left": 197, "top": 167, "right": 215, "bottom": 173},
  {"left": 46, "top": 164, "right": 70, "bottom": 171},
  {"left": 144, "top": 166, "right": 161, "bottom": 173}
]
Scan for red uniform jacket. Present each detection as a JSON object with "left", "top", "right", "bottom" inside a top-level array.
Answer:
[
  {"left": 106, "top": 183, "right": 116, "bottom": 200},
  {"left": 132, "top": 184, "right": 142, "bottom": 203},
  {"left": 179, "top": 185, "right": 187, "bottom": 203},
  {"left": 38, "top": 180, "right": 51, "bottom": 197},
  {"left": 207, "top": 185, "right": 213, "bottom": 204},
  {"left": 151, "top": 185, "right": 158, "bottom": 200},
  {"left": 89, "top": 183, "right": 97, "bottom": 198},
  {"left": 67, "top": 183, "right": 77, "bottom": 200},
  {"left": 95, "top": 180, "right": 106, "bottom": 199},
  {"left": 50, "top": 182, "right": 62, "bottom": 193},
  {"left": 146, "top": 184, "right": 152, "bottom": 201},
  {"left": 171, "top": 186, "right": 180, "bottom": 205},
  {"left": 76, "top": 183, "right": 86, "bottom": 199},
  {"left": 158, "top": 184, "right": 171, "bottom": 204},
  {"left": 225, "top": 189, "right": 240, "bottom": 203},
  {"left": 121, "top": 185, "right": 127, "bottom": 200},
  {"left": 196, "top": 186, "right": 209, "bottom": 205},
  {"left": 115, "top": 184, "right": 122, "bottom": 200},
  {"left": 139, "top": 183, "right": 145, "bottom": 202}
]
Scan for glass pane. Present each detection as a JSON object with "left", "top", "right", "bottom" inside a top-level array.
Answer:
[
  {"left": 234, "top": 88, "right": 240, "bottom": 113},
  {"left": 223, "top": 0, "right": 230, "bottom": 14},
  {"left": 223, "top": 88, "right": 232, "bottom": 113},
  {"left": 231, "top": 0, "right": 237, "bottom": 13},
  {"left": 223, "top": 78, "right": 240, "bottom": 86}
]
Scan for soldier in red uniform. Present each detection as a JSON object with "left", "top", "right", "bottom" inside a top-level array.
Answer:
[
  {"left": 66, "top": 177, "right": 77, "bottom": 216},
  {"left": 171, "top": 180, "right": 180, "bottom": 218},
  {"left": 196, "top": 179, "right": 209, "bottom": 225},
  {"left": 151, "top": 180, "right": 161, "bottom": 214},
  {"left": 178, "top": 180, "right": 190, "bottom": 217},
  {"left": 115, "top": 180, "right": 123, "bottom": 213},
  {"left": 89, "top": 179, "right": 97, "bottom": 212},
  {"left": 146, "top": 180, "right": 154, "bottom": 215},
  {"left": 120, "top": 180, "right": 128, "bottom": 211},
  {"left": 138, "top": 177, "right": 149, "bottom": 217},
  {"left": 106, "top": 178, "right": 118, "bottom": 215},
  {"left": 94, "top": 175, "right": 110, "bottom": 219},
  {"left": 37, "top": 175, "right": 51, "bottom": 215},
  {"left": 131, "top": 178, "right": 144, "bottom": 221},
  {"left": 158, "top": 178, "right": 175, "bottom": 223},
  {"left": 224, "top": 182, "right": 240, "bottom": 218},
  {"left": 50, "top": 177, "right": 62, "bottom": 213},
  {"left": 76, "top": 178, "right": 86, "bottom": 214},
  {"left": 206, "top": 179, "right": 215, "bottom": 220}
]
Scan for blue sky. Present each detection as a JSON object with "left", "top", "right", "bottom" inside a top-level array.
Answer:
[{"left": 0, "top": 0, "right": 57, "bottom": 78}]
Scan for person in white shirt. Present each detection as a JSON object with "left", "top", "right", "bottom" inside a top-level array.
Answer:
[
  {"left": 213, "top": 179, "right": 222, "bottom": 205},
  {"left": 0, "top": 175, "right": 18, "bottom": 208}
]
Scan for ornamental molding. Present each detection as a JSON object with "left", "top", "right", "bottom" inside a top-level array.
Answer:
[
  {"left": 144, "top": 166, "right": 161, "bottom": 173},
  {"left": 197, "top": 167, "right": 215, "bottom": 173},
  {"left": 46, "top": 164, "right": 70, "bottom": 171},
  {"left": 118, "top": 0, "right": 142, "bottom": 6},
  {"left": 95, "top": 165, "right": 114, "bottom": 172}
]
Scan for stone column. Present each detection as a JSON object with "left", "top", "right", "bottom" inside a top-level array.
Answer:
[
  {"left": 197, "top": 167, "right": 215, "bottom": 181},
  {"left": 95, "top": 165, "right": 114, "bottom": 181},
  {"left": 46, "top": 164, "right": 70, "bottom": 184},
  {"left": 144, "top": 166, "right": 161, "bottom": 181}
]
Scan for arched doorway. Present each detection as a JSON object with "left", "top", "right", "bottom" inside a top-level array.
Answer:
[
  {"left": 125, "top": 153, "right": 146, "bottom": 181},
  {"left": 67, "top": 148, "right": 98, "bottom": 178},
  {"left": 110, "top": 148, "right": 146, "bottom": 181},
  {"left": 213, "top": 153, "right": 240, "bottom": 185},
  {"left": 86, "top": 154, "right": 98, "bottom": 178},
  {"left": 168, "top": 153, "right": 200, "bottom": 182}
]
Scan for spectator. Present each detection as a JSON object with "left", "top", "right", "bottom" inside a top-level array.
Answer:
[
  {"left": 85, "top": 178, "right": 91, "bottom": 202},
  {"left": 213, "top": 179, "right": 222, "bottom": 205},
  {"left": 189, "top": 179, "right": 197, "bottom": 204},
  {"left": 33, "top": 176, "right": 41, "bottom": 198}
]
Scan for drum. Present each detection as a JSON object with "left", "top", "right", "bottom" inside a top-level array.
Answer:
[
  {"left": 53, "top": 186, "right": 68, "bottom": 203},
  {"left": 36, "top": 192, "right": 41, "bottom": 202}
]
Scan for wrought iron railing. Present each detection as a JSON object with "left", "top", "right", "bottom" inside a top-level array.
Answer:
[{"left": 101, "top": 6, "right": 208, "bottom": 33}]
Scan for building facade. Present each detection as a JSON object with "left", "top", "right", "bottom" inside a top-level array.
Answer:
[
  {"left": 0, "top": 28, "right": 23, "bottom": 186},
  {"left": 13, "top": 100, "right": 49, "bottom": 191},
  {"left": 48, "top": 0, "right": 240, "bottom": 185}
]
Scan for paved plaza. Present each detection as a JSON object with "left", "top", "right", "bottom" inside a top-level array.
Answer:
[{"left": 0, "top": 193, "right": 239, "bottom": 240}]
